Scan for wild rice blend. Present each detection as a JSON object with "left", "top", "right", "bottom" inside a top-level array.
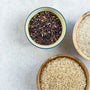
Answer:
[
  {"left": 28, "top": 11, "right": 62, "bottom": 45},
  {"left": 40, "top": 57, "right": 86, "bottom": 90}
]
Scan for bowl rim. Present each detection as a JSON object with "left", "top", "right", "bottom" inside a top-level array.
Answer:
[
  {"left": 73, "top": 11, "right": 90, "bottom": 61},
  {"left": 24, "top": 7, "right": 67, "bottom": 49},
  {"left": 36, "top": 54, "right": 89, "bottom": 90}
]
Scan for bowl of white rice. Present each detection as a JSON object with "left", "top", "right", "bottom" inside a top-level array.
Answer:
[
  {"left": 73, "top": 11, "right": 90, "bottom": 61},
  {"left": 36, "top": 54, "right": 89, "bottom": 90}
]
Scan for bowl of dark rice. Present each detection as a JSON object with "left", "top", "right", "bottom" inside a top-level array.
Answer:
[{"left": 25, "top": 7, "right": 67, "bottom": 49}]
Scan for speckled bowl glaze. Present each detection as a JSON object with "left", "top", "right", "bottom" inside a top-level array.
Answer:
[
  {"left": 25, "top": 7, "right": 67, "bottom": 49},
  {"left": 73, "top": 11, "right": 90, "bottom": 61},
  {"left": 36, "top": 54, "right": 89, "bottom": 90}
]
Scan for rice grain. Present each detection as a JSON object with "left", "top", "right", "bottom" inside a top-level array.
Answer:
[
  {"left": 40, "top": 57, "right": 86, "bottom": 90},
  {"left": 77, "top": 15, "right": 90, "bottom": 57}
]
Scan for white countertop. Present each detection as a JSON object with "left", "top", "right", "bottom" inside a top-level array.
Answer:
[{"left": 0, "top": 0, "right": 90, "bottom": 90}]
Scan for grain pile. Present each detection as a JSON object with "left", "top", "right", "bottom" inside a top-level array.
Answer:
[
  {"left": 28, "top": 11, "right": 62, "bottom": 45},
  {"left": 40, "top": 57, "right": 86, "bottom": 90},
  {"left": 77, "top": 15, "right": 90, "bottom": 57}
]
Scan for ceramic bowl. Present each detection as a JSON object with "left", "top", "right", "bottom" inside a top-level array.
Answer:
[
  {"left": 73, "top": 11, "right": 90, "bottom": 61},
  {"left": 25, "top": 7, "right": 67, "bottom": 49},
  {"left": 36, "top": 54, "right": 89, "bottom": 90}
]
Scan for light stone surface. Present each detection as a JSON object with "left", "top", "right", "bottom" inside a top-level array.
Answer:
[{"left": 0, "top": 0, "right": 90, "bottom": 90}]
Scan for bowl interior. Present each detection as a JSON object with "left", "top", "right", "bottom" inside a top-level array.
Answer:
[
  {"left": 73, "top": 11, "right": 90, "bottom": 60},
  {"left": 37, "top": 54, "right": 89, "bottom": 90},
  {"left": 25, "top": 7, "right": 67, "bottom": 49}
]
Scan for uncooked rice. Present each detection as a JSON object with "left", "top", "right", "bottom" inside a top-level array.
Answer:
[
  {"left": 40, "top": 57, "right": 86, "bottom": 90},
  {"left": 77, "top": 15, "right": 90, "bottom": 57}
]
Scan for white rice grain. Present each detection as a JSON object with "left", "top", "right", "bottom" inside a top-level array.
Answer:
[{"left": 77, "top": 15, "right": 90, "bottom": 57}]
